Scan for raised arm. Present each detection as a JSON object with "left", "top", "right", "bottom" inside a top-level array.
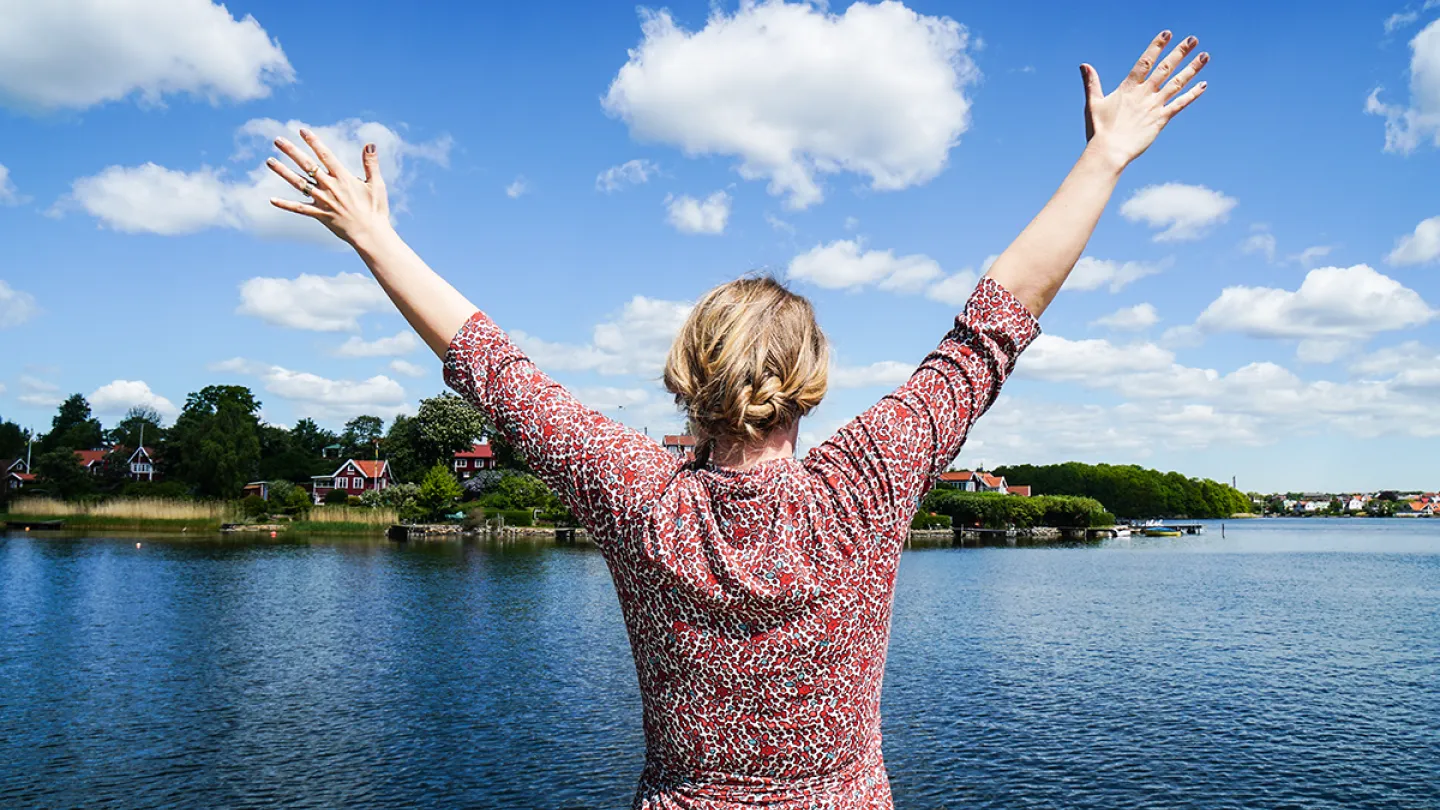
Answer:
[
  {"left": 807, "top": 32, "right": 1209, "bottom": 533},
  {"left": 265, "top": 132, "right": 674, "bottom": 541},
  {"left": 987, "top": 30, "right": 1208, "bottom": 316}
]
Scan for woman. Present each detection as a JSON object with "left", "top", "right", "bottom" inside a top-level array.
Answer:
[{"left": 268, "top": 32, "right": 1207, "bottom": 809}]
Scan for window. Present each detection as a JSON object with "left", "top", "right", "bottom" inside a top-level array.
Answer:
[
  {"left": 458, "top": 459, "right": 467, "bottom": 468},
  {"left": 353, "top": 477, "right": 363, "bottom": 488}
]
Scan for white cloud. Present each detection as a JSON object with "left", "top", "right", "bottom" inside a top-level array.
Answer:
[
  {"left": 1241, "top": 230, "right": 1277, "bottom": 262},
  {"left": 512, "top": 296, "right": 693, "bottom": 377},
  {"left": 924, "top": 269, "right": 981, "bottom": 307},
  {"left": 765, "top": 213, "right": 796, "bottom": 234},
  {"left": 237, "top": 272, "right": 391, "bottom": 333},
  {"left": 1289, "top": 245, "right": 1335, "bottom": 267},
  {"left": 1194, "top": 265, "right": 1434, "bottom": 353},
  {"left": 388, "top": 359, "right": 427, "bottom": 378},
  {"left": 1386, "top": 10, "right": 1421, "bottom": 34},
  {"left": 1016, "top": 335, "right": 1175, "bottom": 383},
  {"left": 787, "top": 239, "right": 941, "bottom": 293},
  {"left": 830, "top": 360, "right": 914, "bottom": 389},
  {"left": 88, "top": 380, "right": 178, "bottom": 419},
  {"left": 0, "top": 164, "right": 20, "bottom": 205},
  {"left": 506, "top": 176, "right": 528, "bottom": 198},
  {"left": 1092, "top": 303, "right": 1160, "bottom": 331},
  {"left": 334, "top": 331, "right": 421, "bottom": 358},
  {"left": 1367, "top": 17, "right": 1440, "bottom": 152},
  {"left": 1387, "top": 215, "right": 1440, "bottom": 264},
  {"left": 602, "top": 0, "right": 978, "bottom": 209},
  {"left": 596, "top": 159, "right": 659, "bottom": 192},
  {"left": 0, "top": 0, "right": 292, "bottom": 112},
  {"left": 665, "top": 191, "right": 731, "bottom": 235},
  {"left": 844, "top": 217, "right": 861, "bottom": 231},
  {"left": 1066, "top": 256, "right": 1165, "bottom": 293},
  {"left": 212, "top": 358, "right": 411, "bottom": 420},
  {"left": 63, "top": 117, "right": 450, "bottom": 241},
  {"left": 0, "top": 281, "right": 39, "bottom": 328},
  {"left": 1120, "top": 183, "right": 1237, "bottom": 242},
  {"left": 18, "top": 375, "right": 61, "bottom": 408}
]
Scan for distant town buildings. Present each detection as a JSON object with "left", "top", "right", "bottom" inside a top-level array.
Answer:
[{"left": 937, "top": 470, "right": 1029, "bottom": 495}]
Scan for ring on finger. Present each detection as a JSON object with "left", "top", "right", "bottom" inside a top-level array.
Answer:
[
  {"left": 306, "top": 165, "right": 324, "bottom": 179},
  {"left": 302, "top": 180, "right": 317, "bottom": 197}
]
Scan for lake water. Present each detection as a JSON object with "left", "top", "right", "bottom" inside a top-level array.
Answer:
[{"left": 2, "top": 518, "right": 1437, "bottom": 809}]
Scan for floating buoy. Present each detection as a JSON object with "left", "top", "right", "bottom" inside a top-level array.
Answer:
[
  {"left": 136, "top": 543, "right": 142, "bottom": 549},
  {"left": 270, "top": 531, "right": 277, "bottom": 538}
]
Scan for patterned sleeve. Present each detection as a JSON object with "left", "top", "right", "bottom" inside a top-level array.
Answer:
[
  {"left": 803, "top": 276, "right": 1040, "bottom": 535},
  {"left": 443, "top": 311, "right": 675, "bottom": 542}
]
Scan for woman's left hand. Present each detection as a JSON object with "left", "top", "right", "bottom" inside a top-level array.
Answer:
[{"left": 267, "top": 129, "right": 392, "bottom": 247}]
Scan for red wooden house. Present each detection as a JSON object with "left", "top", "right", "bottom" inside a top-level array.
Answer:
[
  {"left": 663, "top": 435, "right": 697, "bottom": 461},
  {"left": 453, "top": 442, "right": 496, "bottom": 480},
  {"left": 311, "top": 459, "right": 395, "bottom": 504}
]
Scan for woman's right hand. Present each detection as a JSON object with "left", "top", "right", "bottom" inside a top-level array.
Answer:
[
  {"left": 1080, "top": 31, "right": 1209, "bottom": 169},
  {"left": 266, "top": 129, "right": 393, "bottom": 248}
]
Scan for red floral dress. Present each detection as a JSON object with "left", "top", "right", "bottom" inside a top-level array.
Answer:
[{"left": 444, "top": 278, "right": 1040, "bottom": 808}]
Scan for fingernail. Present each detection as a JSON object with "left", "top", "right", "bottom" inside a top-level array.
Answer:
[
  {"left": 1160, "top": 30, "right": 1172, "bottom": 40},
  {"left": 365, "top": 143, "right": 376, "bottom": 155},
  {"left": 1200, "top": 81, "right": 1208, "bottom": 89},
  {"left": 1187, "top": 36, "right": 1197, "bottom": 47},
  {"left": 266, "top": 157, "right": 277, "bottom": 165},
  {"left": 299, "top": 128, "right": 311, "bottom": 137},
  {"left": 1200, "top": 53, "right": 1210, "bottom": 63}
]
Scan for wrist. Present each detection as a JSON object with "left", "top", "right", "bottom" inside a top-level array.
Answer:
[
  {"left": 347, "top": 221, "right": 402, "bottom": 259},
  {"left": 1079, "top": 139, "right": 1130, "bottom": 177}
]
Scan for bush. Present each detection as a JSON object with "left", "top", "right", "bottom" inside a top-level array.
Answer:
[
  {"left": 323, "top": 488, "right": 350, "bottom": 505},
  {"left": 240, "top": 494, "right": 269, "bottom": 519},
  {"left": 911, "top": 512, "right": 953, "bottom": 530},
  {"left": 494, "top": 508, "right": 534, "bottom": 528}
]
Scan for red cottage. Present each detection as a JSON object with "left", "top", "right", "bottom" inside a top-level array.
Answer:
[
  {"left": 311, "top": 459, "right": 395, "bottom": 504},
  {"left": 662, "top": 435, "right": 697, "bottom": 461},
  {"left": 453, "top": 442, "right": 496, "bottom": 480}
]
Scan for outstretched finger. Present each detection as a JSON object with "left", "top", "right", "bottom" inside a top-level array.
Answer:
[
  {"left": 1165, "top": 80, "right": 1209, "bottom": 118},
  {"left": 1123, "top": 30, "right": 1172, "bottom": 88},
  {"left": 270, "top": 197, "right": 334, "bottom": 220},
  {"left": 1164, "top": 52, "right": 1210, "bottom": 101},
  {"left": 274, "top": 137, "right": 326, "bottom": 182},
  {"left": 266, "top": 157, "right": 333, "bottom": 201},
  {"left": 1149, "top": 35, "right": 1197, "bottom": 89},
  {"left": 362, "top": 143, "right": 384, "bottom": 186},
  {"left": 300, "top": 128, "right": 348, "bottom": 179}
]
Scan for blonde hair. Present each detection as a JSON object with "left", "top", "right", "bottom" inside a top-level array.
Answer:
[{"left": 663, "top": 276, "right": 829, "bottom": 460}]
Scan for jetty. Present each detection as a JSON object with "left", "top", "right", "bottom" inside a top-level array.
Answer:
[{"left": 6, "top": 519, "right": 65, "bottom": 531}]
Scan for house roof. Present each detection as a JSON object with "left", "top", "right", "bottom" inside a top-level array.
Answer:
[
  {"left": 455, "top": 443, "right": 494, "bottom": 459},
  {"left": 74, "top": 449, "right": 107, "bottom": 467},
  {"left": 938, "top": 471, "right": 976, "bottom": 482},
  {"left": 11, "top": 472, "right": 35, "bottom": 482},
  {"left": 1010, "top": 485, "right": 1032, "bottom": 497},
  {"left": 663, "top": 435, "right": 697, "bottom": 447},
  {"left": 353, "top": 460, "right": 389, "bottom": 479},
  {"left": 981, "top": 473, "right": 1006, "bottom": 488},
  {"left": 0, "top": 458, "right": 20, "bottom": 472}
]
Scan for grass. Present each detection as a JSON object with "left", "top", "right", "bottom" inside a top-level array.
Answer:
[
  {"left": 5, "top": 498, "right": 397, "bottom": 535},
  {"left": 287, "top": 520, "right": 391, "bottom": 535},
  {"left": 11, "top": 496, "right": 238, "bottom": 522},
  {"left": 303, "top": 505, "right": 399, "bottom": 526}
]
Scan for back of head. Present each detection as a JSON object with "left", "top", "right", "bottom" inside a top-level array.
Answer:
[{"left": 663, "top": 276, "right": 829, "bottom": 459}]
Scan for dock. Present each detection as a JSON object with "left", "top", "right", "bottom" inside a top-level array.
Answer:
[
  {"left": 6, "top": 519, "right": 66, "bottom": 531},
  {"left": 1129, "top": 522, "right": 1205, "bottom": 535}
]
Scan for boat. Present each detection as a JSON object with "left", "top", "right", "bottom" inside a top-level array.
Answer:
[{"left": 1142, "top": 526, "right": 1183, "bottom": 537}]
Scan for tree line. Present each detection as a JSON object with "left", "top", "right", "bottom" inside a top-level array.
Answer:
[
  {"left": 992, "top": 462, "right": 1252, "bottom": 519},
  {"left": 1, "top": 386, "right": 553, "bottom": 522}
]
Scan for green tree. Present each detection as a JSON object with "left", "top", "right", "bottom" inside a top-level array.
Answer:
[
  {"left": 258, "top": 424, "right": 329, "bottom": 483},
  {"left": 341, "top": 415, "right": 386, "bottom": 458},
  {"left": 0, "top": 418, "right": 29, "bottom": 459},
  {"left": 385, "top": 393, "right": 488, "bottom": 482},
  {"left": 106, "top": 405, "right": 166, "bottom": 448},
  {"left": 33, "top": 449, "right": 94, "bottom": 499},
  {"left": 993, "top": 462, "right": 1250, "bottom": 520},
  {"left": 39, "top": 395, "right": 104, "bottom": 454},
  {"left": 417, "top": 461, "right": 464, "bottom": 520},
  {"left": 169, "top": 386, "right": 262, "bottom": 498},
  {"left": 290, "top": 418, "right": 338, "bottom": 457}
]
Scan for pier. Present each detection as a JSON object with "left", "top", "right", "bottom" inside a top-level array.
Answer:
[{"left": 5, "top": 519, "right": 65, "bottom": 531}]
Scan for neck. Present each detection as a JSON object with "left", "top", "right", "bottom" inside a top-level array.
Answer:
[{"left": 708, "top": 422, "right": 799, "bottom": 471}]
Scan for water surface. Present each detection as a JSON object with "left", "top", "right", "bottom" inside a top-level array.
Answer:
[{"left": 2, "top": 518, "right": 1436, "bottom": 808}]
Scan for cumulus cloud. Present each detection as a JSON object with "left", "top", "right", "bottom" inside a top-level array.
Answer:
[
  {"left": 829, "top": 360, "right": 914, "bottom": 389},
  {"left": 1289, "top": 245, "right": 1335, "bottom": 267},
  {"left": 512, "top": 296, "right": 693, "bottom": 376},
  {"left": 1065, "top": 256, "right": 1166, "bottom": 293},
  {"left": 387, "top": 359, "right": 427, "bottom": 378},
  {"left": 1386, "top": 10, "right": 1422, "bottom": 34},
  {"left": 88, "top": 380, "right": 178, "bottom": 419},
  {"left": 1015, "top": 335, "right": 1175, "bottom": 383},
  {"left": 596, "top": 159, "right": 660, "bottom": 192},
  {"left": 0, "top": 281, "right": 39, "bottom": 328},
  {"left": 787, "top": 239, "right": 941, "bottom": 292},
  {"left": 1367, "top": 17, "right": 1440, "bottom": 152},
  {"left": 1092, "top": 303, "right": 1160, "bottom": 331},
  {"left": 602, "top": 0, "right": 978, "bottom": 209},
  {"left": 1387, "top": 214, "right": 1440, "bottom": 264},
  {"left": 506, "top": 176, "right": 528, "bottom": 198},
  {"left": 1120, "top": 183, "right": 1237, "bottom": 242},
  {"left": 665, "top": 191, "right": 731, "bottom": 235},
  {"left": 334, "top": 331, "right": 421, "bottom": 358},
  {"left": 212, "top": 358, "right": 411, "bottom": 420},
  {"left": 924, "top": 269, "right": 981, "bottom": 307},
  {"left": 1193, "top": 265, "right": 1434, "bottom": 360},
  {"left": 62, "top": 117, "right": 450, "bottom": 241},
  {"left": 237, "top": 272, "right": 391, "bottom": 332},
  {"left": 0, "top": 0, "right": 292, "bottom": 112}
]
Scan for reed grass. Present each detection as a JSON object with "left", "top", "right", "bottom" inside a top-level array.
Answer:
[
  {"left": 303, "top": 505, "right": 399, "bottom": 526},
  {"left": 11, "top": 496, "right": 237, "bottom": 522}
]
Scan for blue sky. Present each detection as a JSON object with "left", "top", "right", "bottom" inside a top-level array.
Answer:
[{"left": 3, "top": 0, "right": 1440, "bottom": 493}]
